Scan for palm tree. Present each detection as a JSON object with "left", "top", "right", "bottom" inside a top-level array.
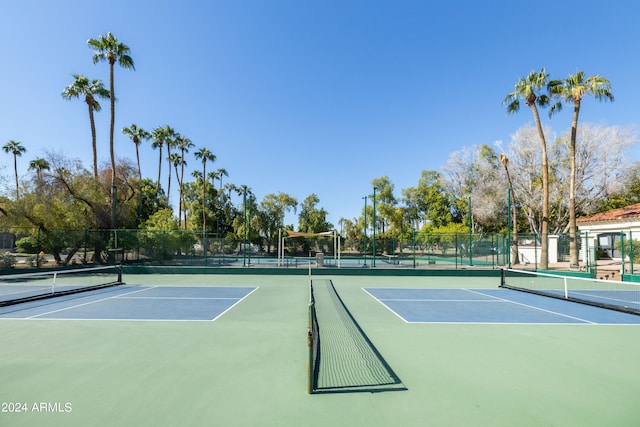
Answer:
[
  {"left": 28, "top": 157, "right": 50, "bottom": 182},
  {"left": 500, "top": 153, "right": 519, "bottom": 265},
  {"left": 87, "top": 32, "right": 135, "bottom": 194},
  {"left": 61, "top": 75, "right": 110, "bottom": 179},
  {"left": 163, "top": 126, "right": 177, "bottom": 197},
  {"left": 549, "top": 72, "right": 614, "bottom": 267},
  {"left": 3, "top": 140, "right": 26, "bottom": 198},
  {"left": 176, "top": 135, "right": 194, "bottom": 228},
  {"left": 504, "top": 68, "right": 553, "bottom": 269},
  {"left": 122, "top": 124, "right": 150, "bottom": 179},
  {"left": 151, "top": 126, "right": 169, "bottom": 195},
  {"left": 194, "top": 147, "right": 216, "bottom": 232},
  {"left": 168, "top": 151, "right": 182, "bottom": 207},
  {"left": 215, "top": 168, "right": 229, "bottom": 191}
]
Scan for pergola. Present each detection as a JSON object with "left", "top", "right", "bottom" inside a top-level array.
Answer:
[{"left": 278, "top": 229, "right": 340, "bottom": 267}]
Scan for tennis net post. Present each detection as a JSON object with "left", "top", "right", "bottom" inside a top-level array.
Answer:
[{"left": 307, "top": 279, "right": 318, "bottom": 394}]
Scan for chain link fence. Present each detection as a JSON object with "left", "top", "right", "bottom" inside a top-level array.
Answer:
[{"left": 0, "top": 227, "right": 637, "bottom": 278}]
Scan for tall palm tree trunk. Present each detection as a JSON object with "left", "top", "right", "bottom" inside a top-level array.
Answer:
[
  {"left": 108, "top": 59, "right": 117, "bottom": 231},
  {"left": 156, "top": 146, "right": 162, "bottom": 195},
  {"left": 87, "top": 104, "right": 99, "bottom": 179},
  {"left": 13, "top": 154, "right": 19, "bottom": 198},
  {"left": 569, "top": 104, "right": 580, "bottom": 267},
  {"left": 179, "top": 151, "right": 186, "bottom": 228},
  {"left": 167, "top": 144, "right": 172, "bottom": 198},
  {"left": 202, "top": 162, "right": 207, "bottom": 232},
  {"left": 532, "top": 104, "right": 549, "bottom": 270},
  {"left": 135, "top": 144, "right": 142, "bottom": 179},
  {"left": 109, "top": 60, "right": 116, "bottom": 191}
]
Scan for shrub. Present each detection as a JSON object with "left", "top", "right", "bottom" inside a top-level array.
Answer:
[
  {"left": 15, "top": 236, "right": 39, "bottom": 254},
  {"left": 618, "top": 239, "right": 640, "bottom": 263},
  {"left": 0, "top": 252, "right": 16, "bottom": 268}
]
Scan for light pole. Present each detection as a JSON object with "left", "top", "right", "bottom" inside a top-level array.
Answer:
[
  {"left": 243, "top": 186, "right": 247, "bottom": 267},
  {"left": 468, "top": 195, "right": 473, "bottom": 266},
  {"left": 363, "top": 195, "right": 367, "bottom": 267},
  {"left": 372, "top": 187, "right": 377, "bottom": 267}
]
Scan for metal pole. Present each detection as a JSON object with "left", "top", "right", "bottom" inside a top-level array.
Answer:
[
  {"left": 468, "top": 196, "right": 473, "bottom": 266},
  {"left": 337, "top": 230, "right": 341, "bottom": 268},
  {"left": 631, "top": 230, "right": 635, "bottom": 275},
  {"left": 372, "top": 187, "right": 377, "bottom": 268},
  {"left": 112, "top": 185, "right": 117, "bottom": 232},
  {"left": 243, "top": 188, "right": 247, "bottom": 267},
  {"left": 413, "top": 230, "right": 416, "bottom": 269},
  {"left": 363, "top": 196, "right": 367, "bottom": 266},
  {"left": 507, "top": 188, "right": 511, "bottom": 268},
  {"left": 112, "top": 185, "right": 117, "bottom": 252}
]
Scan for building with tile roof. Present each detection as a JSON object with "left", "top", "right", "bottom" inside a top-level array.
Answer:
[{"left": 577, "top": 203, "right": 640, "bottom": 259}]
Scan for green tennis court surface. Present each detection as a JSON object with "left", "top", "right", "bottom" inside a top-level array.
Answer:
[{"left": 2, "top": 273, "right": 640, "bottom": 426}]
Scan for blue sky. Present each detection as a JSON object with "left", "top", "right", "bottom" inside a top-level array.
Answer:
[{"left": 1, "top": 0, "right": 639, "bottom": 228}]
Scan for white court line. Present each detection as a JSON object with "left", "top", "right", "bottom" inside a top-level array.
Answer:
[
  {"left": 116, "top": 296, "right": 241, "bottom": 300},
  {"left": 211, "top": 287, "right": 259, "bottom": 321},
  {"left": 463, "top": 289, "right": 597, "bottom": 324},
  {"left": 13, "top": 286, "right": 258, "bottom": 322},
  {"left": 363, "top": 288, "right": 598, "bottom": 325},
  {"left": 362, "top": 288, "right": 409, "bottom": 323},
  {"left": 377, "top": 298, "right": 503, "bottom": 303},
  {"left": 26, "top": 286, "right": 157, "bottom": 319}
]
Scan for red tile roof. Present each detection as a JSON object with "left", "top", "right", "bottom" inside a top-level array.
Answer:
[{"left": 577, "top": 203, "right": 640, "bottom": 223}]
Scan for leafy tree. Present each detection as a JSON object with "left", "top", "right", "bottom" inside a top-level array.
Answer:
[
  {"left": 257, "top": 192, "right": 297, "bottom": 254},
  {"left": 548, "top": 71, "right": 614, "bottom": 267},
  {"left": 298, "top": 194, "right": 332, "bottom": 233},
  {"left": 504, "top": 68, "right": 553, "bottom": 269},
  {"left": 62, "top": 75, "right": 110, "bottom": 179},
  {"left": 420, "top": 222, "right": 469, "bottom": 255},
  {"left": 139, "top": 208, "right": 197, "bottom": 261},
  {"left": 370, "top": 176, "right": 397, "bottom": 236},
  {"left": 442, "top": 145, "right": 504, "bottom": 232},
  {"left": 403, "top": 170, "right": 453, "bottom": 230},
  {"left": 599, "top": 163, "right": 640, "bottom": 210}
]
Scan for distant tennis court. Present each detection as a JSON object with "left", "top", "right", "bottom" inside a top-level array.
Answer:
[
  {"left": 364, "top": 287, "right": 640, "bottom": 324},
  {"left": 0, "top": 285, "right": 257, "bottom": 321}
]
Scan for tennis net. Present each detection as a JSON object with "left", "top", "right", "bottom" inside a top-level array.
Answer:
[
  {"left": 0, "top": 265, "right": 123, "bottom": 306},
  {"left": 308, "top": 281, "right": 319, "bottom": 393},
  {"left": 307, "top": 279, "right": 404, "bottom": 394},
  {"left": 500, "top": 268, "right": 640, "bottom": 315}
]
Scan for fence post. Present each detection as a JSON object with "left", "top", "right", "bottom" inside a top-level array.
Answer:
[
  {"left": 620, "top": 231, "right": 626, "bottom": 276},
  {"left": 412, "top": 231, "right": 416, "bottom": 268},
  {"left": 630, "top": 230, "right": 634, "bottom": 275}
]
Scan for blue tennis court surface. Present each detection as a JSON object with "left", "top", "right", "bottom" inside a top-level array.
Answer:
[
  {"left": 0, "top": 285, "right": 257, "bottom": 321},
  {"left": 364, "top": 288, "right": 640, "bottom": 325}
]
